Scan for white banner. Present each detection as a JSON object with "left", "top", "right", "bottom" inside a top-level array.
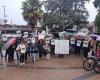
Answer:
[
  {"left": 31, "top": 37, "right": 35, "bottom": 44},
  {"left": 51, "top": 39, "right": 55, "bottom": 45},
  {"left": 24, "top": 32, "right": 28, "bottom": 37},
  {"left": 16, "top": 31, "right": 21, "bottom": 37},
  {"left": 2, "top": 34, "right": 7, "bottom": 41},
  {"left": 55, "top": 40, "right": 69, "bottom": 54}
]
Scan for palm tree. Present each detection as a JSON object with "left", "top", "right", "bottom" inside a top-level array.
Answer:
[{"left": 22, "top": 0, "right": 44, "bottom": 30}]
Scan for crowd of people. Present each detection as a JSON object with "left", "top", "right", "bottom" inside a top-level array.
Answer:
[
  {"left": 0, "top": 34, "right": 100, "bottom": 67},
  {"left": 3, "top": 36, "right": 52, "bottom": 66},
  {"left": 69, "top": 36, "right": 96, "bottom": 59}
]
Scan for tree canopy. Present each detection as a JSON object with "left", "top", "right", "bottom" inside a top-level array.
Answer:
[
  {"left": 43, "top": 0, "right": 89, "bottom": 31},
  {"left": 94, "top": 0, "right": 100, "bottom": 32},
  {"left": 94, "top": 0, "right": 100, "bottom": 9},
  {"left": 22, "top": 0, "right": 44, "bottom": 30},
  {"left": 21, "top": 0, "right": 90, "bottom": 31}
]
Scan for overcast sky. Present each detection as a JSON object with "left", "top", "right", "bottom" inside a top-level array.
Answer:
[{"left": 0, "top": 0, "right": 97, "bottom": 25}]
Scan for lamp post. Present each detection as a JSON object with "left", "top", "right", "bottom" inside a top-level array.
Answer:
[{"left": 2, "top": 6, "right": 6, "bottom": 34}]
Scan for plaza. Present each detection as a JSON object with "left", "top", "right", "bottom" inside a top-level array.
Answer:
[
  {"left": 0, "top": 55, "right": 100, "bottom": 80},
  {"left": 0, "top": 0, "right": 100, "bottom": 80}
]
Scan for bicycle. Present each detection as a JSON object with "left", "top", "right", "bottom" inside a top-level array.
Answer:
[
  {"left": 93, "top": 58, "right": 100, "bottom": 73},
  {"left": 83, "top": 56, "right": 100, "bottom": 73},
  {"left": 83, "top": 57, "right": 96, "bottom": 71}
]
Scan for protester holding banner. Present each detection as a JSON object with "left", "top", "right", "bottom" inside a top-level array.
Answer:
[
  {"left": 50, "top": 39, "right": 55, "bottom": 56},
  {"left": 30, "top": 43, "right": 39, "bottom": 63},
  {"left": 75, "top": 37, "right": 82, "bottom": 56},
  {"left": 69, "top": 36, "right": 76, "bottom": 56},
  {"left": 26, "top": 38, "right": 32, "bottom": 57},
  {"left": 43, "top": 42, "right": 51, "bottom": 59},
  {"left": 82, "top": 39, "right": 90, "bottom": 59},
  {"left": 37, "top": 39, "right": 44, "bottom": 58}
]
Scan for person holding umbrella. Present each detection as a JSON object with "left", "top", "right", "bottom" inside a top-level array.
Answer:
[
  {"left": 82, "top": 39, "right": 90, "bottom": 59},
  {"left": 5, "top": 38, "right": 16, "bottom": 62},
  {"left": 5, "top": 44, "right": 15, "bottom": 62},
  {"left": 75, "top": 36, "right": 82, "bottom": 56},
  {"left": 0, "top": 40, "right": 3, "bottom": 58}
]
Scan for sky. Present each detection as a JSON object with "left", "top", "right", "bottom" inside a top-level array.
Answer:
[
  {"left": 0, "top": 0, "right": 97, "bottom": 25},
  {"left": 85, "top": 0, "right": 97, "bottom": 23}
]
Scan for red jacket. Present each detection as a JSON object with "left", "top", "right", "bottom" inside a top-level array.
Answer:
[{"left": 97, "top": 48, "right": 100, "bottom": 57}]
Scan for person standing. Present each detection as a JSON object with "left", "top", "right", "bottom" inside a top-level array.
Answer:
[
  {"left": 5, "top": 45, "right": 15, "bottom": 62},
  {"left": 16, "top": 40, "right": 26, "bottom": 66},
  {"left": 37, "top": 39, "right": 44, "bottom": 58},
  {"left": 30, "top": 43, "right": 39, "bottom": 63},
  {"left": 75, "top": 37, "right": 82, "bottom": 56},
  {"left": 23, "top": 38, "right": 28, "bottom": 61},
  {"left": 69, "top": 36, "right": 76, "bottom": 56},
  {"left": 15, "top": 37, "right": 22, "bottom": 61},
  {"left": 43, "top": 41, "right": 51, "bottom": 59},
  {"left": 0, "top": 40, "right": 3, "bottom": 58},
  {"left": 82, "top": 39, "right": 89, "bottom": 59},
  {"left": 96, "top": 44, "right": 100, "bottom": 57},
  {"left": 50, "top": 38, "right": 55, "bottom": 57}
]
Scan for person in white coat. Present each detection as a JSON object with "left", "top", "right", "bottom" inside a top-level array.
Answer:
[{"left": 16, "top": 40, "right": 26, "bottom": 66}]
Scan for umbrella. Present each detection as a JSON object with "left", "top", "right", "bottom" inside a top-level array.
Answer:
[
  {"left": 90, "top": 34, "right": 99, "bottom": 38},
  {"left": 79, "top": 28, "right": 89, "bottom": 34},
  {"left": 4, "top": 38, "right": 16, "bottom": 49},
  {"left": 75, "top": 32, "right": 87, "bottom": 39},
  {"left": 76, "top": 32, "right": 86, "bottom": 37},
  {"left": 96, "top": 37, "right": 100, "bottom": 41},
  {"left": 87, "top": 36, "right": 92, "bottom": 40}
]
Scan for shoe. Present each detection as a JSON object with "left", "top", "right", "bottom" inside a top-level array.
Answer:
[
  {"left": 19, "top": 63, "right": 23, "bottom": 66},
  {"left": 83, "top": 58, "right": 86, "bottom": 60},
  {"left": 22, "top": 63, "right": 25, "bottom": 65}
]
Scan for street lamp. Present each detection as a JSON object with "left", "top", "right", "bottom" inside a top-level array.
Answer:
[{"left": 2, "top": 6, "right": 7, "bottom": 33}]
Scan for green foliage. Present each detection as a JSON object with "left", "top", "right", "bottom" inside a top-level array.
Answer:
[
  {"left": 43, "top": 13, "right": 63, "bottom": 26},
  {"left": 95, "top": 13, "right": 100, "bottom": 32},
  {"left": 94, "top": 0, "right": 100, "bottom": 32},
  {"left": 43, "top": 0, "right": 89, "bottom": 31},
  {"left": 94, "top": 0, "right": 100, "bottom": 9},
  {"left": 95, "top": 14, "right": 100, "bottom": 26},
  {"left": 22, "top": 0, "right": 43, "bottom": 29}
]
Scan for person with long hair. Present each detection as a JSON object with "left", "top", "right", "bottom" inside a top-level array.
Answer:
[{"left": 16, "top": 39, "right": 26, "bottom": 66}]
